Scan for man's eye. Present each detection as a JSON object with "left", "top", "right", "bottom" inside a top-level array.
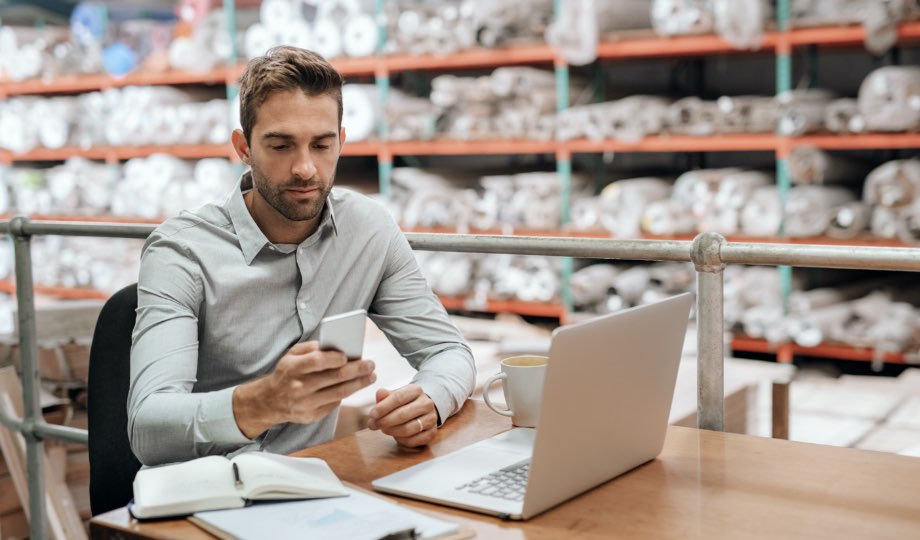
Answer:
[
  {"left": 314, "top": 144, "right": 331, "bottom": 150},
  {"left": 271, "top": 145, "right": 289, "bottom": 151}
]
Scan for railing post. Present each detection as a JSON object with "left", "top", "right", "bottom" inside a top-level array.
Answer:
[
  {"left": 9, "top": 216, "right": 47, "bottom": 540},
  {"left": 691, "top": 232, "right": 726, "bottom": 431}
]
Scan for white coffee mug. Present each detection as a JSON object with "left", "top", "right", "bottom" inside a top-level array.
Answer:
[{"left": 482, "top": 355, "right": 548, "bottom": 428}]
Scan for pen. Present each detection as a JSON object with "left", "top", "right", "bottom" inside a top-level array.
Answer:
[
  {"left": 376, "top": 527, "right": 418, "bottom": 540},
  {"left": 232, "top": 462, "right": 243, "bottom": 488}
]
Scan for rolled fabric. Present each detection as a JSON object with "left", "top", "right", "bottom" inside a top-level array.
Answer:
[
  {"left": 490, "top": 67, "right": 556, "bottom": 98},
  {"left": 827, "top": 201, "right": 872, "bottom": 239},
  {"left": 71, "top": 2, "right": 107, "bottom": 47},
  {"left": 651, "top": 0, "right": 713, "bottom": 37},
  {"left": 342, "top": 84, "right": 379, "bottom": 142},
  {"left": 312, "top": 17, "right": 344, "bottom": 59},
  {"left": 544, "top": 0, "right": 600, "bottom": 66},
  {"left": 895, "top": 202, "right": 920, "bottom": 245},
  {"left": 776, "top": 89, "right": 836, "bottom": 136},
  {"left": 785, "top": 185, "right": 856, "bottom": 238},
  {"left": 712, "top": 0, "right": 770, "bottom": 50},
  {"left": 641, "top": 200, "right": 696, "bottom": 236},
  {"left": 278, "top": 18, "right": 314, "bottom": 50},
  {"left": 571, "top": 263, "right": 619, "bottom": 308},
  {"left": 824, "top": 97, "right": 864, "bottom": 134},
  {"left": 599, "top": 177, "right": 672, "bottom": 238},
  {"left": 715, "top": 95, "right": 776, "bottom": 133},
  {"left": 36, "top": 98, "right": 77, "bottom": 150},
  {"left": 788, "top": 146, "right": 873, "bottom": 185},
  {"left": 857, "top": 66, "right": 920, "bottom": 132},
  {"left": 788, "top": 301, "right": 854, "bottom": 347},
  {"left": 667, "top": 97, "right": 720, "bottom": 136},
  {"left": 863, "top": 159, "right": 920, "bottom": 209},
  {"left": 740, "top": 185, "right": 782, "bottom": 236},
  {"left": 606, "top": 96, "right": 671, "bottom": 141},
  {"left": 260, "top": 0, "right": 296, "bottom": 32},
  {"left": 343, "top": 12, "right": 378, "bottom": 57},
  {"left": 244, "top": 23, "right": 276, "bottom": 60},
  {"left": 870, "top": 206, "right": 900, "bottom": 238}
]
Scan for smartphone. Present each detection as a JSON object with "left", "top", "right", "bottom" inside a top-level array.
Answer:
[{"left": 318, "top": 309, "right": 367, "bottom": 360}]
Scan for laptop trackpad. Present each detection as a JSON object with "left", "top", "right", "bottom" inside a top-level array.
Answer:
[{"left": 375, "top": 428, "right": 535, "bottom": 495}]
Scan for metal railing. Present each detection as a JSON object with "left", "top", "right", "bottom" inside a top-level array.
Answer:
[{"left": 1, "top": 215, "right": 919, "bottom": 539}]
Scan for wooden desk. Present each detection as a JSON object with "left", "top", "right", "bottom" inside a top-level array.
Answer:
[{"left": 91, "top": 400, "right": 920, "bottom": 539}]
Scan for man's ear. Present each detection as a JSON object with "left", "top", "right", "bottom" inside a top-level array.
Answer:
[
  {"left": 339, "top": 127, "right": 347, "bottom": 150},
  {"left": 231, "top": 129, "right": 251, "bottom": 165}
]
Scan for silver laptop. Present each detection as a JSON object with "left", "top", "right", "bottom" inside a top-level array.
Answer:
[{"left": 372, "top": 292, "right": 693, "bottom": 520}]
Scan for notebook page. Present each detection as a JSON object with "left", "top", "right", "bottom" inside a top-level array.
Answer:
[{"left": 191, "top": 487, "right": 459, "bottom": 540}]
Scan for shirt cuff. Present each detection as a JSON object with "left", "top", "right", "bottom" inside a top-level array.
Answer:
[
  {"left": 199, "top": 386, "right": 252, "bottom": 446},
  {"left": 413, "top": 378, "right": 453, "bottom": 427}
]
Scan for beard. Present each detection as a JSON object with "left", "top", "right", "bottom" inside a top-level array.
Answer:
[{"left": 250, "top": 160, "right": 334, "bottom": 222}]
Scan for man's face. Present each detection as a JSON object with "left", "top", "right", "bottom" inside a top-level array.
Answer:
[{"left": 245, "top": 89, "right": 344, "bottom": 223}]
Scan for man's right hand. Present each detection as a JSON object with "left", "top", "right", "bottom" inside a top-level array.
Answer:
[{"left": 232, "top": 341, "right": 376, "bottom": 439}]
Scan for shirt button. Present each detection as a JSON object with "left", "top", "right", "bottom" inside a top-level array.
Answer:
[{"left": 299, "top": 302, "right": 307, "bottom": 310}]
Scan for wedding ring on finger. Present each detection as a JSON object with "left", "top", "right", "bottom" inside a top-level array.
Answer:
[{"left": 415, "top": 417, "right": 424, "bottom": 434}]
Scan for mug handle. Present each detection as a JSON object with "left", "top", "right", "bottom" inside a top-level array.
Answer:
[{"left": 482, "top": 373, "right": 513, "bottom": 417}]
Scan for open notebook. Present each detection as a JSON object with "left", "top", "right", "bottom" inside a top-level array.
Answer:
[{"left": 188, "top": 487, "right": 468, "bottom": 540}]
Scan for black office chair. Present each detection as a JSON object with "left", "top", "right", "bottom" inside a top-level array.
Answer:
[{"left": 87, "top": 283, "right": 142, "bottom": 516}]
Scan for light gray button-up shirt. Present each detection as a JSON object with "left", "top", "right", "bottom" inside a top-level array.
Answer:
[{"left": 128, "top": 173, "right": 476, "bottom": 466}]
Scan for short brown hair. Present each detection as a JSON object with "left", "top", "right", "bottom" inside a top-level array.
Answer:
[{"left": 237, "top": 46, "right": 344, "bottom": 142}]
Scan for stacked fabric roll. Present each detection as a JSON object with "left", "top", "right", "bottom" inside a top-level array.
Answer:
[
  {"left": 570, "top": 262, "right": 696, "bottom": 314},
  {"left": 724, "top": 265, "right": 920, "bottom": 362},
  {"left": 30, "top": 236, "right": 144, "bottom": 294},
  {"left": 651, "top": 0, "right": 772, "bottom": 50},
  {"left": 430, "top": 66, "right": 575, "bottom": 141},
  {"left": 546, "top": 0, "right": 652, "bottom": 65},
  {"left": 857, "top": 66, "right": 920, "bottom": 133},
  {"left": 791, "top": 0, "right": 920, "bottom": 54},
  {"left": 415, "top": 252, "right": 562, "bottom": 304},
  {"left": 0, "top": 87, "right": 229, "bottom": 153},
  {"left": 0, "top": 157, "right": 237, "bottom": 218},
  {"left": 864, "top": 159, "right": 920, "bottom": 244},
  {"left": 389, "top": 167, "right": 585, "bottom": 231}
]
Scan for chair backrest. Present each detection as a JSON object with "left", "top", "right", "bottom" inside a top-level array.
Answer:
[{"left": 87, "top": 283, "right": 141, "bottom": 516}]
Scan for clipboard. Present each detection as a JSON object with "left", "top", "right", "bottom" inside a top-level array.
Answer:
[{"left": 186, "top": 482, "right": 475, "bottom": 540}]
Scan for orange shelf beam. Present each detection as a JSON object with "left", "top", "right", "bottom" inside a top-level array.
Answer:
[
  {"left": 0, "top": 214, "right": 164, "bottom": 224},
  {"left": 0, "top": 144, "right": 235, "bottom": 163},
  {"left": 439, "top": 296, "right": 565, "bottom": 318},
  {"left": 386, "top": 139, "right": 558, "bottom": 156},
  {"left": 566, "top": 134, "right": 778, "bottom": 153},
  {"left": 731, "top": 336, "right": 909, "bottom": 365},
  {"left": 1, "top": 68, "right": 232, "bottom": 96},
  {"left": 788, "top": 21, "right": 920, "bottom": 48},
  {"left": 0, "top": 280, "right": 109, "bottom": 300},
  {"left": 792, "top": 133, "right": 920, "bottom": 150},
  {"left": 597, "top": 30, "right": 780, "bottom": 60},
  {"left": 386, "top": 44, "right": 556, "bottom": 71}
]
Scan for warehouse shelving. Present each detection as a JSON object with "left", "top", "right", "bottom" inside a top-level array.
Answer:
[
  {"left": 3, "top": 133, "right": 920, "bottom": 164},
  {"left": 731, "top": 335, "right": 910, "bottom": 365},
  {"left": 2, "top": 22, "right": 918, "bottom": 94},
  {"left": 2, "top": 8, "right": 919, "bottom": 366},
  {"left": 0, "top": 143, "right": 236, "bottom": 164}
]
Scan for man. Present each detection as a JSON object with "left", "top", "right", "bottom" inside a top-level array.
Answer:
[{"left": 128, "top": 46, "right": 476, "bottom": 466}]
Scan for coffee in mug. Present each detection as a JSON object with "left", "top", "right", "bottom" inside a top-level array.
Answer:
[{"left": 482, "top": 355, "right": 548, "bottom": 428}]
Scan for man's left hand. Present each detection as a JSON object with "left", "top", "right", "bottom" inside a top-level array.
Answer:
[{"left": 367, "top": 384, "right": 438, "bottom": 447}]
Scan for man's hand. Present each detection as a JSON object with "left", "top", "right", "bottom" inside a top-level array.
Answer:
[
  {"left": 232, "top": 341, "right": 376, "bottom": 439},
  {"left": 367, "top": 384, "right": 438, "bottom": 447}
]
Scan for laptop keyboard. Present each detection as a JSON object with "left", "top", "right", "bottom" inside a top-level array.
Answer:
[{"left": 455, "top": 459, "right": 530, "bottom": 501}]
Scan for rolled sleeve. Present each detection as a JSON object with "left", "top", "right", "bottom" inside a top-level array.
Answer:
[
  {"left": 369, "top": 223, "right": 476, "bottom": 426},
  {"left": 128, "top": 233, "right": 252, "bottom": 465}
]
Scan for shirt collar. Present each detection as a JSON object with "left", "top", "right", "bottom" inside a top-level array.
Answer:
[{"left": 226, "top": 172, "right": 338, "bottom": 265}]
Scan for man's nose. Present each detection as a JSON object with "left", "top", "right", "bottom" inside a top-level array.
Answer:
[{"left": 292, "top": 150, "right": 317, "bottom": 179}]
